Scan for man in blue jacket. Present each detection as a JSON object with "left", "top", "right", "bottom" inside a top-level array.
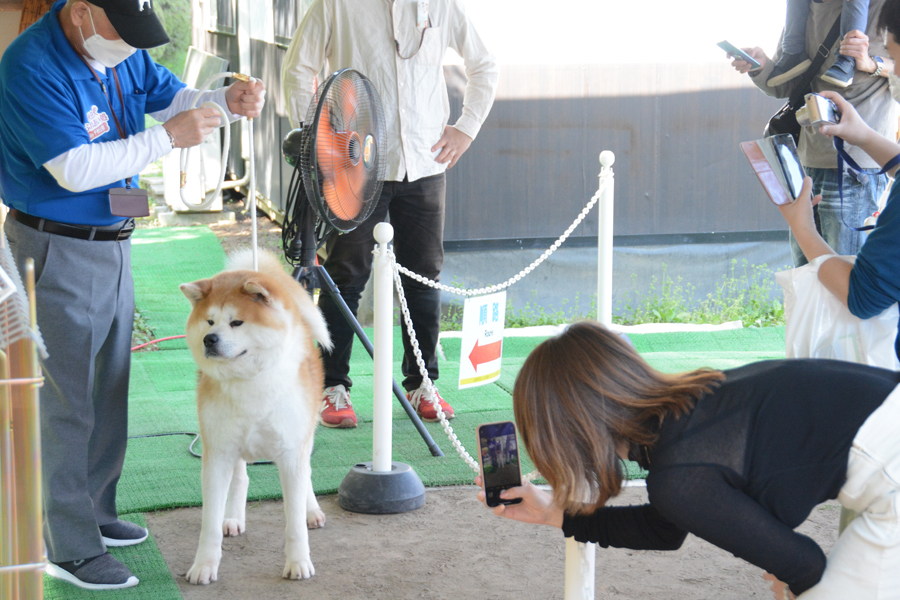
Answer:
[{"left": 0, "top": 0, "right": 265, "bottom": 589}]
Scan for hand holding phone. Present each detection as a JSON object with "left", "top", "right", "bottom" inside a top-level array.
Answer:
[
  {"left": 477, "top": 421, "right": 523, "bottom": 507},
  {"left": 718, "top": 40, "right": 762, "bottom": 70}
]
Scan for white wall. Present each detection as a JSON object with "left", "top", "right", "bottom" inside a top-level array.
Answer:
[{"left": 450, "top": 0, "right": 787, "bottom": 87}]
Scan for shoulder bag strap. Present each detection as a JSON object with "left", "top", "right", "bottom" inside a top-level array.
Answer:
[{"left": 788, "top": 15, "right": 844, "bottom": 109}]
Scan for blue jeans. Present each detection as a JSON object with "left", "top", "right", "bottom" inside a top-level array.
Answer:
[
  {"left": 790, "top": 166, "right": 887, "bottom": 267},
  {"left": 783, "top": 0, "right": 868, "bottom": 55}
]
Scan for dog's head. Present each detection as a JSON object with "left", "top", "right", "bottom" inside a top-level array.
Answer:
[{"left": 180, "top": 270, "right": 304, "bottom": 380}]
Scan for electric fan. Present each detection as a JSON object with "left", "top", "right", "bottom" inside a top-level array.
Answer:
[
  {"left": 282, "top": 68, "right": 386, "bottom": 266},
  {"left": 280, "top": 68, "right": 442, "bottom": 457}
]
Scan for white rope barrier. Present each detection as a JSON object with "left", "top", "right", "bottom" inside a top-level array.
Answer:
[
  {"left": 388, "top": 162, "right": 615, "bottom": 485},
  {"left": 381, "top": 154, "right": 615, "bottom": 600},
  {"left": 395, "top": 177, "right": 611, "bottom": 298}
]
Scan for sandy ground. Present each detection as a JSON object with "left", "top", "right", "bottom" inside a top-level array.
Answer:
[
  {"left": 146, "top": 485, "right": 841, "bottom": 600},
  {"left": 159, "top": 211, "right": 843, "bottom": 600},
  {"left": 167, "top": 209, "right": 840, "bottom": 600}
]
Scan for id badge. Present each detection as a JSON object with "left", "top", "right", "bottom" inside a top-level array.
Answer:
[
  {"left": 417, "top": 0, "right": 429, "bottom": 28},
  {"left": 109, "top": 187, "right": 150, "bottom": 218}
]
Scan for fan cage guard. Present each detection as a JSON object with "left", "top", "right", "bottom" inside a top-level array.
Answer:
[{"left": 301, "top": 69, "right": 386, "bottom": 233}]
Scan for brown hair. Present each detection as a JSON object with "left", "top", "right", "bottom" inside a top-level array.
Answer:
[{"left": 513, "top": 320, "right": 725, "bottom": 514}]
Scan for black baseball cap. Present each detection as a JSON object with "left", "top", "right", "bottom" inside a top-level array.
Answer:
[{"left": 88, "top": 0, "right": 170, "bottom": 49}]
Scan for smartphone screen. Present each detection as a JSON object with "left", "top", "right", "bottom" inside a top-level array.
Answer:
[
  {"left": 771, "top": 134, "right": 805, "bottom": 199},
  {"left": 477, "top": 421, "right": 523, "bottom": 507},
  {"left": 717, "top": 40, "right": 761, "bottom": 69}
]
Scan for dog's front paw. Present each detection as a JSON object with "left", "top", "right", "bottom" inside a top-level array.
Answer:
[
  {"left": 283, "top": 559, "right": 315, "bottom": 580},
  {"left": 307, "top": 509, "right": 326, "bottom": 529},
  {"left": 222, "top": 518, "right": 245, "bottom": 537},
  {"left": 186, "top": 560, "right": 219, "bottom": 585}
]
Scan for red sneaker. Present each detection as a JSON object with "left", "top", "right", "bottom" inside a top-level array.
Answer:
[
  {"left": 320, "top": 385, "right": 357, "bottom": 428},
  {"left": 407, "top": 386, "right": 454, "bottom": 422}
]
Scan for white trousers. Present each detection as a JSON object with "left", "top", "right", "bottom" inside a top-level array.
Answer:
[{"left": 800, "top": 384, "right": 900, "bottom": 599}]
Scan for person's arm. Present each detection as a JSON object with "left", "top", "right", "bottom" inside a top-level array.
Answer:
[
  {"left": 561, "top": 503, "right": 687, "bottom": 550},
  {"left": 739, "top": 31, "right": 807, "bottom": 99},
  {"left": 649, "top": 468, "right": 827, "bottom": 595},
  {"left": 475, "top": 479, "right": 564, "bottom": 528},
  {"left": 838, "top": 30, "right": 895, "bottom": 79},
  {"left": 430, "top": 0, "right": 499, "bottom": 167},
  {"left": 281, "top": 0, "right": 331, "bottom": 130},
  {"left": 474, "top": 478, "right": 687, "bottom": 550},
  {"left": 42, "top": 102, "right": 225, "bottom": 192},
  {"left": 730, "top": 46, "right": 770, "bottom": 75},
  {"left": 777, "top": 91, "right": 900, "bottom": 306},
  {"left": 776, "top": 175, "right": 854, "bottom": 304},
  {"left": 43, "top": 126, "right": 171, "bottom": 192},
  {"left": 845, "top": 184, "right": 900, "bottom": 319},
  {"left": 817, "top": 91, "right": 900, "bottom": 173}
]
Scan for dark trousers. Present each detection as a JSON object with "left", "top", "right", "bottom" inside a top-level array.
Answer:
[{"left": 319, "top": 173, "right": 446, "bottom": 392}]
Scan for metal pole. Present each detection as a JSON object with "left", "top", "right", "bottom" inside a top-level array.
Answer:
[
  {"left": 9, "top": 259, "right": 44, "bottom": 600},
  {"left": 248, "top": 117, "right": 258, "bottom": 271},
  {"left": 0, "top": 351, "right": 16, "bottom": 599},
  {"left": 372, "top": 223, "right": 394, "bottom": 473},
  {"left": 596, "top": 151, "right": 615, "bottom": 326}
]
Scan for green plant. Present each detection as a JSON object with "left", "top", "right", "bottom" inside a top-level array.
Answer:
[
  {"left": 505, "top": 292, "right": 595, "bottom": 328},
  {"left": 132, "top": 308, "right": 157, "bottom": 351},
  {"left": 614, "top": 261, "right": 786, "bottom": 328},
  {"left": 147, "top": 0, "right": 191, "bottom": 78},
  {"left": 437, "top": 261, "right": 787, "bottom": 331}
]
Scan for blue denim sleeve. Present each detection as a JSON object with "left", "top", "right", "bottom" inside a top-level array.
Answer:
[{"left": 848, "top": 182, "right": 900, "bottom": 319}]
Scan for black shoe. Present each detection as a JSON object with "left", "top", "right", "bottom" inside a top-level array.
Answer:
[
  {"left": 821, "top": 55, "right": 854, "bottom": 88},
  {"left": 46, "top": 552, "right": 139, "bottom": 590},
  {"left": 99, "top": 520, "right": 149, "bottom": 547},
  {"left": 767, "top": 52, "right": 812, "bottom": 86}
]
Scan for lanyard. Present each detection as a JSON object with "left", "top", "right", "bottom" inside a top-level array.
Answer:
[
  {"left": 79, "top": 57, "right": 127, "bottom": 140},
  {"left": 833, "top": 137, "right": 900, "bottom": 231}
]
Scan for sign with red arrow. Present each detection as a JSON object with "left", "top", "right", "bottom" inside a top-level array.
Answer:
[
  {"left": 469, "top": 338, "right": 502, "bottom": 370},
  {"left": 459, "top": 291, "right": 506, "bottom": 390}
]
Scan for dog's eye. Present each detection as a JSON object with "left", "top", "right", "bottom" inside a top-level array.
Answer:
[
  {"left": 230, "top": 320, "right": 243, "bottom": 327},
  {"left": 207, "top": 319, "right": 214, "bottom": 326}
]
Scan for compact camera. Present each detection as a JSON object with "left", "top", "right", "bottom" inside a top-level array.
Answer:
[{"left": 796, "top": 93, "right": 841, "bottom": 128}]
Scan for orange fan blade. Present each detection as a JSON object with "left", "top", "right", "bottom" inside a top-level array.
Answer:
[
  {"left": 322, "top": 159, "right": 365, "bottom": 221},
  {"left": 316, "top": 77, "right": 369, "bottom": 223},
  {"left": 339, "top": 77, "right": 358, "bottom": 126},
  {"left": 316, "top": 102, "right": 337, "bottom": 178}
]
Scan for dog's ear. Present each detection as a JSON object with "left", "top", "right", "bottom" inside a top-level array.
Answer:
[
  {"left": 243, "top": 280, "right": 272, "bottom": 304},
  {"left": 180, "top": 279, "right": 213, "bottom": 306}
]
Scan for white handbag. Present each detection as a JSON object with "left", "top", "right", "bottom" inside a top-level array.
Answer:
[{"left": 775, "top": 255, "right": 900, "bottom": 370}]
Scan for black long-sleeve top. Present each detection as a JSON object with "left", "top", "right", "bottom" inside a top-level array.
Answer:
[{"left": 561, "top": 359, "right": 900, "bottom": 595}]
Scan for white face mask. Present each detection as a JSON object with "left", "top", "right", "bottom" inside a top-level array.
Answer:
[{"left": 79, "top": 9, "right": 135, "bottom": 69}]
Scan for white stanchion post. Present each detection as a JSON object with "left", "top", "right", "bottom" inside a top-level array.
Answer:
[
  {"left": 566, "top": 150, "right": 615, "bottom": 600},
  {"left": 372, "top": 222, "right": 394, "bottom": 473},
  {"left": 596, "top": 151, "right": 615, "bottom": 326},
  {"left": 565, "top": 536, "right": 596, "bottom": 600},
  {"left": 248, "top": 118, "right": 258, "bottom": 271}
]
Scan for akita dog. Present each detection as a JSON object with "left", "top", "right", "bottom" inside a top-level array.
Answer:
[{"left": 180, "top": 249, "right": 331, "bottom": 584}]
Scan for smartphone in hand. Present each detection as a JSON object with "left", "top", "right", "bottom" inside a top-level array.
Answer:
[
  {"left": 717, "top": 40, "right": 761, "bottom": 69},
  {"left": 477, "top": 421, "right": 523, "bottom": 507}
]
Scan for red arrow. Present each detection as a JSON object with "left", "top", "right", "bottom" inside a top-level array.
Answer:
[{"left": 469, "top": 338, "right": 503, "bottom": 370}]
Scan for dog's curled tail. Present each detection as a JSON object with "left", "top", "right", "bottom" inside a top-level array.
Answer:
[
  {"left": 226, "top": 248, "right": 333, "bottom": 351},
  {"left": 226, "top": 247, "right": 281, "bottom": 274}
]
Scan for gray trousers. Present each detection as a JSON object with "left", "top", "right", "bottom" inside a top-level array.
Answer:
[{"left": 4, "top": 218, "right": 134, "bottom": 563}]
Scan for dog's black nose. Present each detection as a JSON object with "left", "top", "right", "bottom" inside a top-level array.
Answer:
[{"left": 203, "top": 334, "right": 219, "bottom": 348}]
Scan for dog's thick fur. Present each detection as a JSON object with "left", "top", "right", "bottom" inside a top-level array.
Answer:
[{"left": 180, "top": 249, "right": 331, "bottom": 585}]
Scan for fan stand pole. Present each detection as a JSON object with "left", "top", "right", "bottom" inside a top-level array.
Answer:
[{"left": 290, "top": 209, "right": 444, "bottom": 458}]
